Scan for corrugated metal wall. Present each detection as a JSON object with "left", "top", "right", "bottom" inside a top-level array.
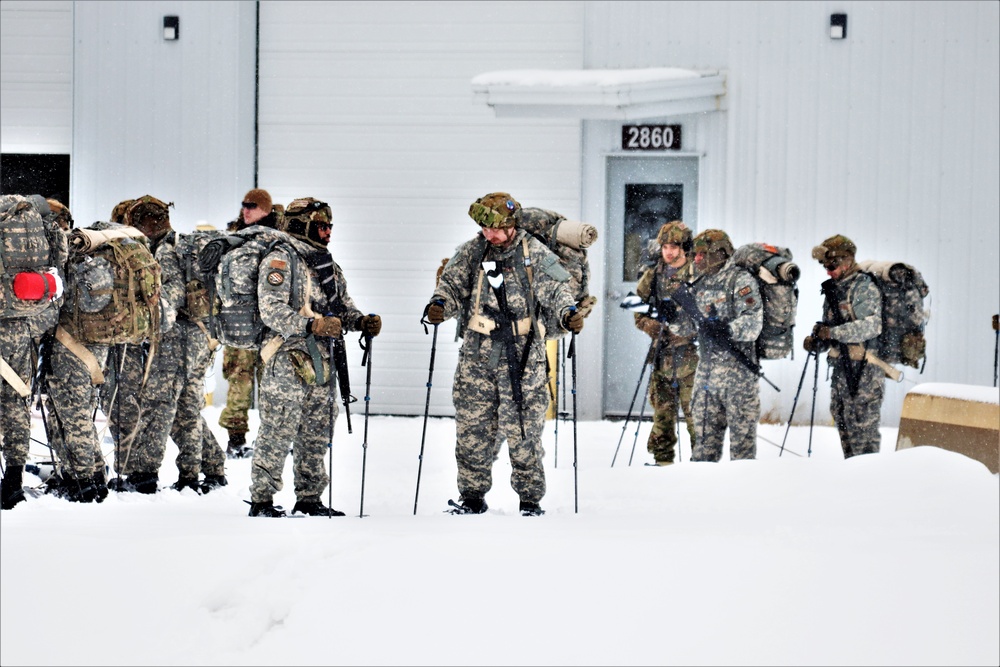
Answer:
[
  {"left": 0, "top": 1, "right": 73, "bottom": 154},
  {"left": 580, "top": 0, "right": 1000, "bottom": 427},
  {"left": 257, "top": 1, "right": 585, "bottom": 415}
]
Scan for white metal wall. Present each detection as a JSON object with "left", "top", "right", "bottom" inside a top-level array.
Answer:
[
  {"left": 580, "top": 0, "right": 1000, "bottom": 427},
  {"left": 0, "top": 1, "right": 73, "bottom": 154},
  {"left": 257, "top": 1, "right": 585, "bottom": 415},
  {"left": 70, "top": 0, "right": 257, "bottom": 231}
]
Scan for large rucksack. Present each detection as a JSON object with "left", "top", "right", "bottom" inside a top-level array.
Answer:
[
  {"left": 172, "top": 229, "right": 224, "bottom": 322},
  {"left": 518, "top": 207, "right": 598, "bottom": 308},
  {"left": 200, "top": 225, "right": 300, "bottom": 349},
  {"left": 855, "top": 259, "right": 930, "bottom": 369},
  {"left": 730, "top": 243, "right": 800, "bottom": 360},
  {"left": 0, "top": 194, "right": 61, "bottom": 320},
  {"left": 60, "top": 222, "right": 162, "bottom": 345}
]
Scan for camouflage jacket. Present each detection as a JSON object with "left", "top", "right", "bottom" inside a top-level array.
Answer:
[
  {"left": 257, "top": 236, "right": 362, "bottom": 355},
  {"left": 635, "top": 260, "right": 698, "bottom": 377},
  {"left": 821, "top": 266, "right": 882, "bottom": 347},
  {"left": 432, "top": 229, "right": 577, "bottom": 341},
  {"left": 154, "top": 230, "right": 187, "bottom": 323},
  {"left": 672, "top": 260, "right": 763, "bottom": 367}
]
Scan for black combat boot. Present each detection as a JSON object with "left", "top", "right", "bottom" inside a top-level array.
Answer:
[
  {"left": 200, "top": 474, "right": 228, "bottom": 493},
  {"left": 125, "top": 472, "right": 159, "bottom": 494},
  {"left": 1, "top": 466, "right": 26, "bottom": 510},
  {"left": 171, "top": 476, "right": 201, "bottom": 493},
  {"left": 448, "top": 497, "right": 488, "bottom": 514},
  {"left": 226, "top": 432, "right": 252, "bottom": 459},
  {"left": 247, "top": 500, "right": 286, "bottom": 517},
  {"left": 291, "top": 498, "right": 346, "bottom": 517},
  {"left": 519, "top": 500, "right": 545, "bottom": 517},
  {"left": 63, "top": 476, "right": 99, "bottom": 503}
]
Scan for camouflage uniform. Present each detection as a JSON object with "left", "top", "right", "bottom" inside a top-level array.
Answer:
[
  {"left": 249, "top": 235, "right": 363, "bottom": 507},
  {"left": 218, "top": 346, "right": 258, "bottom": 435},
  {"left": 634, "top": 260, "right": 698, "bottom": 464},
  {"left": 675, "top": 231, "right": 763, "bottom": 462},
  {"left": 431, "top": 227, "right": 577, "bottom": 508},
  {"left": 129, "top": 229, "right": 225, "bottom": 483},
  {"left": 811, "top": 235, "right": 885, "bottom": 458},
  {"left": 1, "top": 195, "right": 67, "bottom": 508}
]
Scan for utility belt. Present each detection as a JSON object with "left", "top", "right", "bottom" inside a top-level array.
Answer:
[
  {"left": 467, "top": 314, "right": 542, "bottom": 337},
  {"left": 828, "top": 344, "right": 902, "bottom": 382}
]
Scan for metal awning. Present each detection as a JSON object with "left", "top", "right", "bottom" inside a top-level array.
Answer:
[{"left": 471, "top": 67, "right": 727, "bottom": 120}]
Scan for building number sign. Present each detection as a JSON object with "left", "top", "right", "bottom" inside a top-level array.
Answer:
[{"left": 621, "top": 124, "right": 682, "bottom": 151}]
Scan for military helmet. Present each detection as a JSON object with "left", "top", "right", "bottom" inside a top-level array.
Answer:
[
  {"left": 691, "top": 229, "right": 734, "bottom": 257},
  {"left": 125, "top": 195, "right": 172, "bottom": 239},
  {"left": 111, "top": 199, "right": 135, "bottom": 224},
  {"left": 45, "top": 199, "right": 73, "bottom": 230},
  {"left": 282, "top": 197, "right": 332, "bottom": 249},
  {"left": 811, "top": 234, "right": 857, "bottom": 265},
  {"left": 656, "top": 221, "right": 692, "bottom": 251},
  {"left": 468, "top": 192, "right": 521, "bottom": 229}
]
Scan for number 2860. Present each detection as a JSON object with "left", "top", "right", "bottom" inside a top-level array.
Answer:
[{"left": 622, "top": 124, "right": 682, "bottom": 151}]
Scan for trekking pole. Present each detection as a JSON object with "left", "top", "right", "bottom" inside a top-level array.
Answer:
[
  {"left": 627, "top": 372, "right": 652, "bottom": 466},
  {"left": 807, "top": 347, "right": 821, "bottom": 458},
  {"left": 568, "top": 320, "right": 579, "bottom": 514},
  {"left": 328, "top": 336, "right": 336, "bottom": 519},
  {"left": 358, "top": 330, "right": 374, "bottom": 518},
  {"left": 413, "top": 307, "right": 441, "bottom": 515},
  {"left": 611, "top": 338, "right": 654, "bottom": 467},
  {"left": 553, "top": 337, "right": 563, "bottom": 468},
  {"left": 779, "top": 350, "right": 815, "bottom": 456}
]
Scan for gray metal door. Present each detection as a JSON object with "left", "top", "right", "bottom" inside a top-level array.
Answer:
[{"left": 602, "top": 155, "right": 699, "bottom": 416}]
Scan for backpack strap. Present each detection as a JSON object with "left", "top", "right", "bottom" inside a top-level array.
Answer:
[
  {"left": 54, "top": 325, "right": 105, "bottom": 386},
  {"left": 0, "top": 354, "right": 31, "bottom": 397}
]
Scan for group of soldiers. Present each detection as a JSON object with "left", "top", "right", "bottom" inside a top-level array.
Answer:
[
  {"left": 633, "top": 222, "right": 887, "bottom": 466},
  {"left": 2, "top": 188, "right": 885, "bottom": 517}
]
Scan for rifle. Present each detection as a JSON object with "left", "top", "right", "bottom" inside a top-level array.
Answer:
[
  {"left": 483, "top": 261, "right": 527, "bottom": 438},
  {"left": 820, "top": 279, "right": 863, "bottom": 397},
  {"left": 329, "top": 332, "right": 355, "bottom": 434},
  {"left": 669, "top": 283, "right": 780, "bottom": 392}
]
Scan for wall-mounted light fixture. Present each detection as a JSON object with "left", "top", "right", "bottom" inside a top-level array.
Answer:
[
  {"left": 830, "top": 14, "right": 847, "bottom": 40},
  {"left": 163, "top": 16, "right": 179, "bottom": 41}
]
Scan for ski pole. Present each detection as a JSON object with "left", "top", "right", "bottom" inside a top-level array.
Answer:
[
  {"left": 358, "top": 329, "right": 373, "bottom": 518},
  {"left": 554, "top": 337, "right": 563, "bottom": 468},
  {"left": 568, "top": 320, "right": 579, "bottom": 514},
  {"left": 992, "top": 314, "right": 998, "bottom": 387},
  {"left": 611, "top": 338, "right": 654, "bottom": 467},
  {"left": 807, "top": 348, "right": 820, "bottom": 458},
  {"left": 413, "top": 310, "right": 440, "bottom": 515},
  {"left": 780, "top": 350, "right": 815, "bottom": 456}
]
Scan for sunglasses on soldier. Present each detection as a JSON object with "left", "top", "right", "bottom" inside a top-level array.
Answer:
[{"left": 241, "top": 201, "right": 258, "bottom": 210}]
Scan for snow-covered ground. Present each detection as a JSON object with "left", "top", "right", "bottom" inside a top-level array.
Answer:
[{"left": 1, "top": 403, "right": 997, "bottom": 666}]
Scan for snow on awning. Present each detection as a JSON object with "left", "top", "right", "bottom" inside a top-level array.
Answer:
[{"left": 471, "top": 67, "right": 727, "bottom": 120}]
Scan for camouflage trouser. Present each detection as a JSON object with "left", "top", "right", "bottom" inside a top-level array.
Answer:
[
  {"left": 453, "top": 335, "right": 548, "bottom": 504},
  {"left": 831, "top": 360, "right": 884, "bottom": 458},
  {"left": 115, "top": 320, "right": 225, "bottom": 478},
  {"left": 249, "top": 345, "right": 335, "bottom": 504},
  {"left": 0, "top": 319, "right": 34, "bottom": 468},
  {"left": 102, "top": 342, "right": 145, "bottom": 473},
  {"left": 45, "top": 340, "right": 109, "bottom": 479},
  {"left": 690, "top": 359, "right": 759, "bottom": 461},
  {"left": 218, "top": 346, "right": 259, "bottom": 434},
  {"left": 646, "top": 368, "right": 696, "bottom": 464}
]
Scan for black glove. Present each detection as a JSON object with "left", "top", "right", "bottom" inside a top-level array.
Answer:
[
  {"left": 359, "top": 314, "right": 382, "bottom": 337},
  {"left": 564, "top": 309, "right": 585, "bottom": 334},
  {"left": 659, "top": 298, "right": 678, "bottom": 323},
  {"left": 424, "top": 301, "right": 445, "bottom": 325},
  {"left": 699, "top": 317, "right": 728, "bottom": 341}
]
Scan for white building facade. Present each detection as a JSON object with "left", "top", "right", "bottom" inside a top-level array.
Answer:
[{"left": 2, "top": 0, "right": 998, "bottom": 428}]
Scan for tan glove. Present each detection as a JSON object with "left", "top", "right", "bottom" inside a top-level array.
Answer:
[
  {"left": 813, "top": 323, "right": 832, "bottom": 341},
  {"left": 563, "top": 309, "right": 585, "bottom": 334},
  {"left": 359, "top": 314, "right": 382, "bottom": 337},
  {"left": 310, "top": 315, "right": 342, "bottom": 338},
  {"left": 425, "top": 301, "right": 445, "bottom": 325},
  {"left": 636, "top": 317, "right": 662, "bottom": 339}
]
